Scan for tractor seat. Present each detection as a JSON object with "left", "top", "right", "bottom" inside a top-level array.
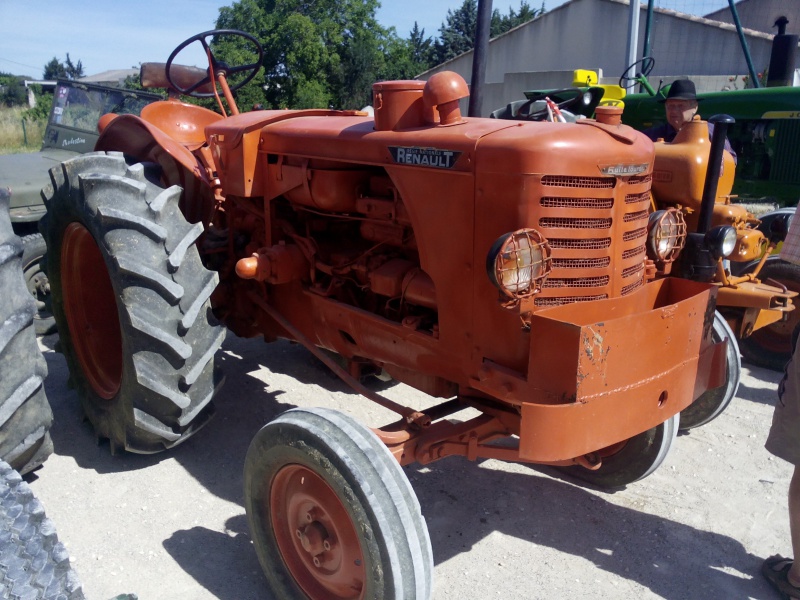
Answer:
[{"left": 140, "top": 100, "right": 223, "bottom": 150}]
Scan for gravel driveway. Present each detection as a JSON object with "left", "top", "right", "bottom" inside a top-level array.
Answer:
[{"left": 27, "top": 332, "right": 789, "bottom": 600}]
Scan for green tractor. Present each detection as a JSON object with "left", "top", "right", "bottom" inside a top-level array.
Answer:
[{"left": 613, "top": 57, "right": 800, "bottom": 206}]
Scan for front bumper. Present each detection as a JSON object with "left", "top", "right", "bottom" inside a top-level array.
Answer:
[{"left": 488, "top": 278, "right": 725, "bottom": 462}]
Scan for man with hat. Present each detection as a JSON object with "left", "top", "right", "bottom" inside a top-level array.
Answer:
[{"left": 643, "top": 79, "right": 736, "bottom": 163}]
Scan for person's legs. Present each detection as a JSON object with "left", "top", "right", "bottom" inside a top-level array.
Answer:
[
  {"left": 763, "top": 327, "right": 800, "bottom": 596},
  {"left": 789, "top": 468, "right": 800, "bottom": 587}
]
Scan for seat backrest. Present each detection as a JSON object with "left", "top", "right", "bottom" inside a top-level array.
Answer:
[
  {"left": 140, "top": 62, "right": 216, "bottom": 95},
  {"left": 140, "top": 100, "right": 223, "bottom": 149}
]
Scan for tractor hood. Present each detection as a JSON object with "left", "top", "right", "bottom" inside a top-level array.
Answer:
[{"left": 253, "top": 114, "right": 653, "bottom": 179}]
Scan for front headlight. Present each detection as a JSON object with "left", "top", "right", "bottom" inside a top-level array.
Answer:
[
  {"left": 705, "top": 225, "right": 737, "bottom": 259},
  {"left": 647, "top": 209, "right": 686, "bottom": 263},
  {"left": 486, "top": 229, "right": 551, "bottom": 300}
]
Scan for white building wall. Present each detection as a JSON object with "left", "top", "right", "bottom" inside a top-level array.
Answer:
[{"left": 420, "top": 0, "right": 775, "bottom": 116}]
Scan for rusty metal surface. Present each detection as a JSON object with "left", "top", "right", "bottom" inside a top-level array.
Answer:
[{"left": 105, "top": 68, "right": 725, "bottom": 470}]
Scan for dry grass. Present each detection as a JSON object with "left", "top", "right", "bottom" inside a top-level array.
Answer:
[{"left": 0, "top": 106, "right": 45, "bottom": 155}]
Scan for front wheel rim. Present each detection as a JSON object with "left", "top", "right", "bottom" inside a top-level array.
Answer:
[
  {"left": 61, "top": 222, "right": 123, "bottom": 399},
  {"left": 269, "top": 464, "right": 366, "bottom": 600}
]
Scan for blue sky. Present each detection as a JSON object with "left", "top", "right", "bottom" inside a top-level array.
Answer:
[{"left": 0, "top": 1, "right": 477, "bottom": 79}]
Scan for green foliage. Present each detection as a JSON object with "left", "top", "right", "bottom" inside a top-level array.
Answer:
[
  {"left": 0, "top": 74, "right": 27, "bottom": 107},
  {"left": 433, "top": 0, "right": 544, "bottom": 65},
  {"left": 43, "top": 54, "right": 84, "bottom": 80},
  {"left": 123, "top": 72, "right": 145, "bottom": 91},
  {"left": 152, "top": 0, "right": 545, "bottom": 112},
  {"left": 434, "top": 0, "right": 478, "bottom": 64},
  {"left": 22, "top": 93, "right": 52, "bottom": 122},
  {"left": 214, "top": 0, "right": 425, "bottom": 110},
  {"left": 494, "top": 1, "right": 541, "bottom": 34}
]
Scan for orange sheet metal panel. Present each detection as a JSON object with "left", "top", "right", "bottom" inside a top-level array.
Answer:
[
  {"left": 206, "top": 109, "right": 365, "bottom": 197},
  {"left": 517, "top": 278, "right": 725, "bottom": 462}
]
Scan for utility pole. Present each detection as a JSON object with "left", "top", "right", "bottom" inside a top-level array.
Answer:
[
  {"left": 624, "top": 0, "right": 640, "bottom": 90},
  {"left": 469, "top": 0, "right": 493, "bottom": 117}
]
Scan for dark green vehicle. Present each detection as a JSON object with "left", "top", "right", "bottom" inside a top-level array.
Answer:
[{"left": 0, "top": 79, "right": 161, "bottom": 333}]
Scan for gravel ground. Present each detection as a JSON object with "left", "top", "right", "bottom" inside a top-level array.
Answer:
[{"left": 26, "top": 331, "right": 790, "bottom": 600}]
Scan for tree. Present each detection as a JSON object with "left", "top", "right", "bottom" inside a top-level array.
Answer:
[
  {"left": 433, "top": 0, "right": 544, "bottom": 65},
  {"left": 493, "top": 1, "right": 541, "bottom": 35},
  {"left": 0, "top": 73, "right": 27, "bottom": 107},
  {"left": 43, "top": 58, "right": 67, "bottom": 80},
  {"left": 377, "top": 23, "right": 434, "bottom": 82},
  {"left": 214, "top": 0, "right": 396, "bottom": 110},
  {"left": 408, "top": 22, "right": 435, "bottom": 74},
  {"left": 43, "top": 54, "right": 84, "bottom": 80},
  {"left": 433, "top": 0, "right": 477, "bottom": 64}
]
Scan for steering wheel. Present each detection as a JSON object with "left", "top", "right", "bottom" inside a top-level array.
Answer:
[
  {"left": 619, "top": 57, "right": 655, "bottom": 89},
  {"left": 166, "top": 29, "right": 264, "bottom": 97},
  {"left": 514, "top": 88, "right": 586, "bottom": 121}
]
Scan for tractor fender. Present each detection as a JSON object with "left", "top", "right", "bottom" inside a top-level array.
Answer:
[{"left": 96, "top": 113, "right": 208, "bottom": 184}]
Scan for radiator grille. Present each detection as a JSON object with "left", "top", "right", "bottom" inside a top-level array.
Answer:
[
  {"left": 628, "top": 174, "right": 652, "bottom": 186},
  {"left": 625, "top": 192, "right": 650, "bottom": 204},
  {"left": 541, "top": 197, "right": 614, "bottom": 209},
  {"left": 623, "top": 227, "right": 647, "bottom": 242},
  {"left": 551, "top": 257, "right": 611, "bottom": 269},
  {"left": 622, "top": 245, "right": 646, "bottom": 260},
  {"left": 534, "top": 171, "right": 651, "bottom": 307},
  {"left": 622, "top": 263, "right": 645, "bottom": 278},
  {"left": 622, "top": 278, "right": 645, "bottom": 295},
  {"left": 542, "top": 175, "right": 615, "bottom": 189},
  {"left": 539, "top": 217, "right": 612, "bottom": 229},
  {"left": 771, "top": 120, "right": 800, "bottom": 184},
  {"left": 548, "top": 238, "right": 611, "bottom": 250},
  {"left": 624, "top": 210, "right": 649, "bottom": 223},
  {"left": 535, "top": 294, "right": 608, "bottom": 306},
  {"left": 544, "top": 275, "right": 610, "bottom": 289}
]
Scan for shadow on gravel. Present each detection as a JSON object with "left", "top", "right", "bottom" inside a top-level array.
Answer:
[
  {"left": 39, "top": 331, "right": 778, "bottom": 599},
  {"left": 412, "top": 459, "right": 769, "bottom": 600},
  {"left": 737, "top": 365, "right": 783, "bottom": 407},
  {"left": 163, "top": 515, "right": 271, "bottom": 600},
  {"left": 37, "top": 332, "right": 354, "bottom": 492}
]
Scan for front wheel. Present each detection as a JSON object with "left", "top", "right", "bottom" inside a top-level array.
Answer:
[
  {"left": 559, "top": 413, "right": 679, "bottom": 488},
  {"left": 244, "top": 407, "right": 433, "bottom": 600},
  {"left": 679, "top": 311, "right": 741, "bottom": 430}
]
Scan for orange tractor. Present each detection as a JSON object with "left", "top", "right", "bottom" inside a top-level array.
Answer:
[{"left": 41, "top": 31, "right": 728, "bottom": 599}]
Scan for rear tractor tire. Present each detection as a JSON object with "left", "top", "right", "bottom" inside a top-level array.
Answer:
[
  {"left": 40, "top": 153, "right": 225, "bottom": 454},
  {"left": 0, "top": 188, "right": 53, "bottom": 474},
  {"left": 244, "top": 407, "right": 434, "bottom": 600},
  {"left": 0, "top": 460, "right": 86, "bottom": 599},
  {"left": 22, "top": 233, "right": 57, "bottom": 336}
]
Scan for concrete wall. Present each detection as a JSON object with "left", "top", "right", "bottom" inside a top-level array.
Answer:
[
  {"left": 420, "top": 0, "right": 776, "bottom": 116},
  {"left": 705, "top": 0, "right": 800, "bottom": 35}
]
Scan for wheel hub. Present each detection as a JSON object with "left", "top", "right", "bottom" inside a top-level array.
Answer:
[
  {"left": 61, "top": 223, "right": 123, "bottom": 399},
  {"left": 270, "top": 465, "right": 365, "bottom": 600}
]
